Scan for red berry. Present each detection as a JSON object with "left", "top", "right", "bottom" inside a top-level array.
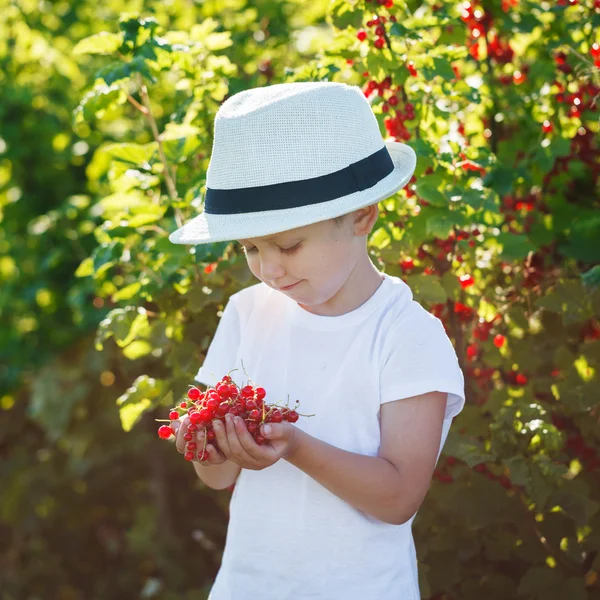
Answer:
[
  {"left": 188, "top": 423, "right": 198, "bottom": 433},
  {"left": 169, "top": 410, "right": 179, "bottom": 420},
  {"left": 197, "top": 450, "right": 209, "bottom": 461},
  {"left": 286, "top": 410, "right": 299, "bottom": 423},
  {"left": 248, "top": 409, "right": 261, "bottom": 421},
  {"left": 357, "top": 30, "right": 367, "bottom": 41},
  {"left": 247, "top": 421, "right": 258, "bottom": 434},
  {"left": 190, "top": 411, "right": 204, "bottom": 425},
  {"left": 255, "top": 387, "right": 266, "bottom": 400},
  {"left": 206, "top": 398, "right": 219, "bottom": 411},
  {"left": 374, "top": 37, "right": 385, "bottom": 49},
  {"left": 254, "top": 433, "right": 267, "bottom": 445},
  {"left": 187, "top": 442, "right": 197, "bottom": 450},
  {"left": 217, "top": 402, "right": 230, "bottom": 417},
  {"left": 269, "top": 409, "right": 283, "bottom": 423},
  {"left": 241, "top": 386, "right": 254, "bottom": 397},
  {"left": 516, "top": 373, "right": 528, "bottom": 385},
  {"left": 184, "top": 432, "right": 193, "bottom": 441},
  {"left": 158, "top": 425, "right": 173, "bottom": 439},
  {"left": 184, "top": 451, "right": 194, "bottom": 461},
  {"left": 245, "top": 399, "right": 257, "bottom": 410},
  {"left": 199, "top": 408, "right": 214, "bottom": 422},
  {"left": 207, "top": 430, "right": 216, "bottom": 441},
  {"left": 459, "top": 274, "right": 475, "bottom": 289},
  {"left": 188, "top": 388, "right": 201, "bottom": 401},
  {"left": 493, "top": 334, "right": 506, "bottom": 348}
]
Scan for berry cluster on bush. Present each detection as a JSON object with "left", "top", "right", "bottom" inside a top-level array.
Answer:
[{"left": 157, "top": 372, "right": 304, "bottom": 461}]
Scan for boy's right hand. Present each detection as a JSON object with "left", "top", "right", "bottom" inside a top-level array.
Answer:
[{"left": 173, "top": 416, "right": 228, "bottom": 466}]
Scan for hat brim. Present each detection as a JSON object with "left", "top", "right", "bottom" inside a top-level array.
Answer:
[{"left": 168, "top": 140, "right": 417, "bottom": 245}]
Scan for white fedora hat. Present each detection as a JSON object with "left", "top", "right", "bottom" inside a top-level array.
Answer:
[{"left": 169, "top": 81, "right": 417, "bottom": 245}]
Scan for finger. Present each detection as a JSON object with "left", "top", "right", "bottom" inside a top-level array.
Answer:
[
  {"left": 212, "top": 419, "right": 231, "bottom": 457},
  {"left": 224, "top": 414, "right": 257, "bottom": 463},
  {"left": 232, "top": 416, "right": 265, "bottom": 461},
  {"left": 176, "top": 416, "right": 190, "bottom": 454},
  {"left": 205, "top": 444, "right": 227, "bottom": 465}
]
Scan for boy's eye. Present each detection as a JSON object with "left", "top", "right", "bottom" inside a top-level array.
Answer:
[{"left": 244, "top": 243, "right": 301, "bottom": 255}]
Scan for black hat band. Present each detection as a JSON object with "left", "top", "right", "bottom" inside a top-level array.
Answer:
[{"left": 203, "top": 146, "right": 395, "bottom": 215}]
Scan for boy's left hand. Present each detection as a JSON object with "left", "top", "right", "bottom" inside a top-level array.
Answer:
[{"left": 212, "top": 413, "right": 298, "bottom": 470}]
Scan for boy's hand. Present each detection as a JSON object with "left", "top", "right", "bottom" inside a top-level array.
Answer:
[
  {"left": 173, "top": 416, "right": 227, "bottom": 466},
  {"left": 212, "top": 413, "right": 298, "bottom": 470}
]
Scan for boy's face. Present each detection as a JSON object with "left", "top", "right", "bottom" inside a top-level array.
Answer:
[{"left": 236, "top": 206, "right": 379, "bottom": 312}]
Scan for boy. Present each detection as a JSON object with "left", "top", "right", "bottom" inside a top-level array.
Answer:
[{"left": 170, "top": 81, "right": 465, "bottom": 599}]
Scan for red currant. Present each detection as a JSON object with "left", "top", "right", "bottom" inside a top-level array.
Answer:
[
  {"left": 286, "top": 410, "right": 299, "bottom": 423},
  {"left": 269, "top": 409, "right": 283, "bottom": 423},
  {"left": 169, "top": 410, "right": 179, "bottom": 420},
  {"left": 188, "top": 388, "right": 201, "bottom": 401},
  {"left": 158, "top": 425, "right": 173, "bottom": 439}
]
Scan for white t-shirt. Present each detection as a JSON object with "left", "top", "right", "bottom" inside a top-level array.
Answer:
[{"left": 195, "top": 271, "right": 465, "bottom": 600}]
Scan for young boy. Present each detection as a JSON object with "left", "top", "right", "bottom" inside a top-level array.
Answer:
[{"left": 170, "top": 81, "right": 465, "bottom": 600}]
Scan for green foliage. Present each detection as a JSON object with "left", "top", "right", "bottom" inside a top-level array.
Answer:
[{"left": 2, "top": 0, "right": 600, "bottom": 598}]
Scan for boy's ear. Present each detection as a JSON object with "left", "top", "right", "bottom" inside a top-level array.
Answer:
[{"left": 353, "top": 203, "right": 380, "bottom": 236}]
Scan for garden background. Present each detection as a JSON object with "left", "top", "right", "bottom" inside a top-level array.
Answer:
[{"left": 1, "top": 0, "right": 599, "bottom": 598}]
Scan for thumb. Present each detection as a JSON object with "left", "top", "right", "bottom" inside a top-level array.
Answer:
[{"left": 260, "top": 422, "right": 290, "bottom": 439}]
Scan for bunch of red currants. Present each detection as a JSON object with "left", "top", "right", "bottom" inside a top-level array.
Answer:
[{"left": 157, "top": 373, "right": 302, "bottom": 462}]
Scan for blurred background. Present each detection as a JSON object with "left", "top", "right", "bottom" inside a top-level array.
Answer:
[{"left": 1, "top": 0, "right": 599, "bottom": 598}]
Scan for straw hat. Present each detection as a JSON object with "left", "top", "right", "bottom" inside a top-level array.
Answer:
[{"left": 169, "top": 81, "right": 417, "bottom": 245}]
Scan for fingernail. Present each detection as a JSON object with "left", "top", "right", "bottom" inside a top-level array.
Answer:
[
  {"left": 263, "top": 424, "right": 271, "bottom": 435},
  {"left": 235, "top": 417, "right": 242, "bottom": 425},
  {"left": 213, "top": 421, "right": 221, "bottom": 429}
]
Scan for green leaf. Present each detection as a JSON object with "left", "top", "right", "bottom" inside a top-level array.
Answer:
[
  {"left": 582, "top": 265, "right": 600, "bottom": 290},
  {"left": 204, "top": 31, "right": 233, "bottom": 51},
  {"left": 103, "top": 143, "right": 157, "bottom": 168},
  {"left": 425, "top": 57, "right": 456, "bottom": 81},
  {"left": 111, "top": 282, "right": 142, "bottom": 302},
  {"left": 75, "top": 257, "right": 94, "bottom": 278},
  {"left": 116, "top": 374, "right": 166, "bottom": 432},
  {"left": 95, "top": 307, "right": 149, "bottom": 351},
  {"left": 534, "top": 280, "right": 595, "bottom": 324},
  {"left": 73, "top": 84, "right": 126, "bottom": 127},
  {"left": 404, "top": 274, "right": 448, "bottom": 304},
  {"left": 119, "top": 398, "right": 151, "bottom": 432},
  {"left": 481, "top": 164, "right": 519, "bottom": 197},
  {"left": 389, "top": 22, "right": 424, "bottom": 41},
  {"left": 549, "top": 489, "right": 600, "bottom": 526},
  {"left": 443, "top": 430, "right": 496, "bottom": 467},
  {"left": 122, "top": 339, "right": 153, "bottom": 360},
  {"left": 97, "top": 56, "right": 158, "bottom": 86},
  {"left": 415, "top": 176, "right": 447, "bottom": 207},
  {"left": 497, "top": 233, "right": 536, "bottom": 260},
  {"left": 426, "top": 210, "right": 467, "bottom": 239},
  {"left": 327, "top": 0, "right": 364, "bottom": 30},
  {"left": 73, "top": 32, "right": 124, "bottom": 55},
  {"left": 91, "top": 241, "right": 124, "bottom": 276},
  {"left": 370, "top": 226, "right": 390, "bottom": 249}
]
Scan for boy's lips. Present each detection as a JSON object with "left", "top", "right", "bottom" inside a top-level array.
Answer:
[{"left": 279, "top": 280, "right": 302, "bottom": 291}]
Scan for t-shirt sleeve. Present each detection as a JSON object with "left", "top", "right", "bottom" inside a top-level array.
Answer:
[
  {"left": 194, "top": 295, "right": 241, "bottom": 388},
  {"left": 380, "top": 303, "right": 466, "bottom": 421}
]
